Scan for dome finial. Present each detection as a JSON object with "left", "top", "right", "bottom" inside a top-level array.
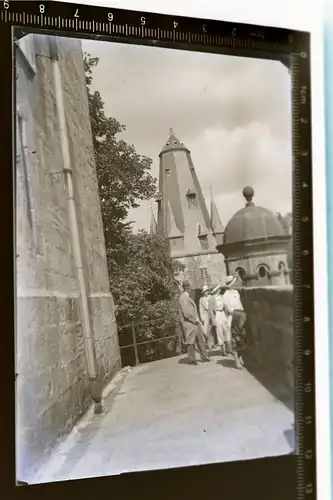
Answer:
[
  {"left": 169, "top": 125, "right": 173, "bottom": 136},
  {"left": 242, "top": 186, "right": 255, "bottom": 207}
]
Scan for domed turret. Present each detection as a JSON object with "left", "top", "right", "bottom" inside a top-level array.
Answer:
[
  {"left": 224, "top": 187, "right": 285, "bottom": 244},
  {"left": 217, "top": 187, "right": 292, "bottom": 287}
]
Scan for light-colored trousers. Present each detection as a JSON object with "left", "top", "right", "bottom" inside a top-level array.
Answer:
[
  {"left": 201, "top": 313, "right": 210, "bottom": 337},
  {"left": 215, "top": 310, "right": 230, "bottom": 345}
]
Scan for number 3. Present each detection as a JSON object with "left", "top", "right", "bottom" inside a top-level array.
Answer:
[{"left": 3, "top": 0, "right": 9, "bottom": 9}]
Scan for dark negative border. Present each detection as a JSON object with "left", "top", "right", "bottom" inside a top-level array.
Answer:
[{"left": 0, "top": 2, "right": 315, "bottom": 500}]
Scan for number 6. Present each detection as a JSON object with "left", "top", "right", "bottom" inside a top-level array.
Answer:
[{"left": 3, "top": 0, "right": 9, "bottom": 9}]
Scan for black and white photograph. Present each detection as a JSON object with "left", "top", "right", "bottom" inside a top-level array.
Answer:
[{"left": 15, "top": 32, "right": 295, "bottom": 485}]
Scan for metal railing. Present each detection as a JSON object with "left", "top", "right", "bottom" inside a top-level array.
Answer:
[{"left": 118, "top": 316, "right": 183, "bottom": 366}]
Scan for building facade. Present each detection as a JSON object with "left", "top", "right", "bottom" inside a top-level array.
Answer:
[
  {"left": 217, "top": 187, "right": 292, "bottom": 286},
  {"left": 16, "top": 34, "right": 120, "bottom": 481},
  {"left": 153, "top": 129, "right": 226, "bottom": 290}
]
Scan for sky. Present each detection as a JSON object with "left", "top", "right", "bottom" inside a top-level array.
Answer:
[{"left": 82, "top": 38, "right": 292, "bottom": 232}]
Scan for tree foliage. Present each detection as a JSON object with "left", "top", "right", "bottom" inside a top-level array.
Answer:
[{"left": 109, "top": 230, "right": 178, "bottom": 324}]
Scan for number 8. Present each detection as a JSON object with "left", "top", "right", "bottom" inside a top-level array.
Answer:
[
  {"left": 39, "top": 4, "right": 45, "bottom": 13},
  {"left": 3, "top": 0, "right": 9, "bottom": 9}
]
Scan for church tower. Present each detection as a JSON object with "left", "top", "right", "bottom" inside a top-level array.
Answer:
[{"left": 156, "top": 128, "right": 226, "bottom": 290}]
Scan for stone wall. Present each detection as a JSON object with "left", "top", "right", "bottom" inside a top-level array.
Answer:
[
  {"left": 16, "top": 34, "right": 121, "bottom": 482},
  {"left": 239, "top": 286, "right": 294, "bottom": 406}
]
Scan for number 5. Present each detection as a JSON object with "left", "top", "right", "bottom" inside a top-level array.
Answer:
[{"left": 3, "top": 0, "right": 9, "bottom": 9}]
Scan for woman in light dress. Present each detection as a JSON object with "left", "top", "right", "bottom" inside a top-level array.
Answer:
[
  {"left": 211, "top": 284, "right": 229, "bottom": 356},
  {"left": 223, "top": 275, "right": 247, "bottom": 369},
  {"left": 199, "top": 285, "right": 211, "bottom": 346},
  {"left": 199, "top": 285, "right": 217, "bottom": 349}
]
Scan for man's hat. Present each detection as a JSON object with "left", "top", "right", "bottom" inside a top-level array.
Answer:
[
  {"left": 201, "top": 285, "right": 209, "bottom": 293},
  {"left": 225, "top": 275, "right": 238, "bottom": 287}
]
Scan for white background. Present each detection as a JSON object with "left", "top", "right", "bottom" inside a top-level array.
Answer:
[{"left": 56, "top": 1, "right": 330, "bottom": 498}]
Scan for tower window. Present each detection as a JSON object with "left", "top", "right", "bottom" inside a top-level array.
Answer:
[
  {"left": 186, "top": 189, "right": 197, "bottom": 208},
  {"left": 258, "top": 265, "right": 269, "bottom": 278},
  {"left": 188, "top": 197, "right": 197, "bottom": 208},
  {"left": 278, "top": 262, "right": 285, "bottom": 272},
  {"left": 200, "top": 267, "right": 209, "bottom": 283},
  {"left": 236, "top": 267, "right": 246, "bottom": 283},
  {"left": 258, "top": 266, "right": 267, "bottom": 278},
  {"left": 165, "top": 168, "right": 171, "bottom": 176}
]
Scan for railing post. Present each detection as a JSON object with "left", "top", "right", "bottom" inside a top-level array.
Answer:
[
  {"left": 177, "top": 325, "right": 182, "bottom": 354},
  {"left": 132, "top": 325, "right": 140, "bottom": 366}
]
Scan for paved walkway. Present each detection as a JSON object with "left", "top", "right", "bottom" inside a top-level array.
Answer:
[{"left": 34, "top": 350, "right": 295, "bottom": 484}]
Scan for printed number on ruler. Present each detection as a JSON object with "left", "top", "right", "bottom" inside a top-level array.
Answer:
[
  {"left": 3, "top": 0, "right": 9, "bottom": 9},
  {"left": 300, "top": 86, "right": 307, "bottom": 105}
]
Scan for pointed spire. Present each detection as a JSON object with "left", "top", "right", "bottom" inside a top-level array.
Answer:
[
  {"left": 167, "top": 201, "right": 183, "bottom": 239},
  {"left": 149, "top": 201, "right": 157, "bottom": 235},
  {"left": 159, "top": 127, "right": 189, "bottom": 156},
  {"left": 210, "top": 187, "right": 224, "bottom": 234}
]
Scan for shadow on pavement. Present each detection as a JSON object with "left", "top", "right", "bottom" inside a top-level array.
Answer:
[
  {"left": 207, "top": 350, "right": 224, "bottom": 357},
  {"left": 217, "top": 358, "right": 239, "bottom": 369},
  {"left": 244, "top": 358, "right": 294, "bottom": 413},
  {"left": 178, "top": 357, "right": 193, "bottom": 365}
]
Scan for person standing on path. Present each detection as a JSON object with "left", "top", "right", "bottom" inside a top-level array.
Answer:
[
  {"left": 223, "top": 275, "right": 247, "bottom": 369},
  {"left": 179, "top": 281, "right": 211, "bottom": 365},
  {"left": 211, "top": 285, "right": 229, "bottom": 356},
  {"left": 209, "top": 286, "right": 218, "bottom": 347},
  {"left": 199, "top": 285, "right": 214, "bottom": 349}
]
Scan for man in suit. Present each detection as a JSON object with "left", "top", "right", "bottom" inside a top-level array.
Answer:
[{"left": 179, "top": 281, "right": 211, "bottom": 365}]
